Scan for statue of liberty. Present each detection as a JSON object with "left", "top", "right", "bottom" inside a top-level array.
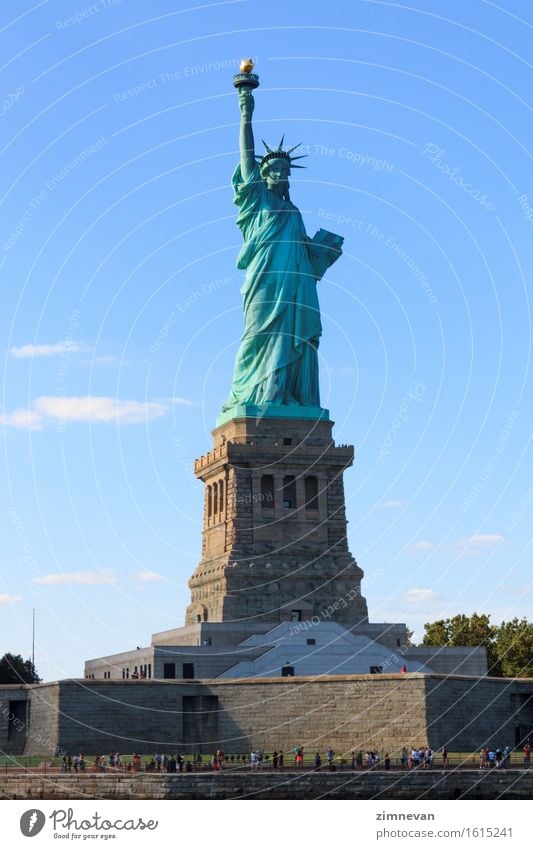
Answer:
[{"left": 219, "top": 61, "right": 344, "bottom": 423}]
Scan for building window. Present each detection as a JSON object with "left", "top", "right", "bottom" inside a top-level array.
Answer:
[
  {"left": 307, "top": 638, "right": 316, "bottom": 646},
  {"left": 291, "top": 610, "right": 302, "bottom": 622},
  {"left": 7, "top": 701, "right": 26, "bottom": 740},
  {"left": 163, "top": 663, "right": 176, "bottom": 679},
  {"left": 283, "top": 475, "right": 296, "bottom": 509},
  {"left": 219, "top": 480, "right": 224, "bottom": 513},
  {"left": 305, "top": 476, "right": 319, "bottom": 510},
  {"left": 281, "top": 665, "right": 295, "bottom": 677},
  {"left": 207, "top": 485, "right": 212, "bottom": 518},
  {"left": 126, "top": 668, "right": 129, "bottom": 679},
  {"left": 148, "top": 663, "right": 152, "bottom": 679},
  {"left": 122, "top": 669, "right": 125, "bottom": 679},
  {"left": 260, "top": 474, "right": 274, "bottom": 507},
  {"left": 396, "top": 638, "right": 401, "bottom": 647},
  {"left": 182, "top": 663, "right": 194, "bottom": 679},
  {"left": 213, "top": 482, "right": 218, "bottom": 515},
  {"left": 370, "top": 665, "right": 383, "bottom": 674},
  {"left": 283, "top": 437, "right": 292, "bottom": 445}
]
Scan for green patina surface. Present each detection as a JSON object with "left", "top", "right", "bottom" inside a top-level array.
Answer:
[{"left": 219, "top": 81, "right": 343, "bottom": 426}]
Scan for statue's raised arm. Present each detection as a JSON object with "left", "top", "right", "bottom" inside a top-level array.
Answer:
[{"left": 239, "top": 90, "right": 255, "bottom": 181}]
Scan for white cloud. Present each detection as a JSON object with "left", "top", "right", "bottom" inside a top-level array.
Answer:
[
  {"left": 0, "top": 408, "right": 43, "bottom": 430},
  {"left": 0, "top": 593, "right": 23, "bottom": 603},
  {"left": 1, "top": 395, "right": 183, "bottom": 429},
  {"left": 379, "top": 499, "right": 406, "bottom": 509},
  {"left": 407, "top": 534, "right": 504, "bottom": 555},
  {"left": 408, "top": 540, "right": 435, "bottom": 551},
  {"left": 10, "top": 342, "right": 86, "bottom": 359},
  {"left": 453, "top": 534, "right": 505, "bottom": 557},
  {"left": 405, "top": 588, "right": 439, "bottom": 605},
  {"left": 34, "top": 570, "right": 116, "bottom": 586},
  {"left": 167, "top": 396, "right": 196, "bottom": 407},
  {"left": 34, "top": 395, "right": 169, "bottom": 424},
  {"left": 466, "top": 534, "right": 504, "bottom": 546},
  {"left": 135, "top": 571, "right": 164, "bottom": 583},
  {"left": 92, "top": 355, "right": 120, "bottom": 365}
]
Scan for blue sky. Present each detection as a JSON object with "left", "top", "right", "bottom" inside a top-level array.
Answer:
[{"left": 1, "top": 0, "right": 531, "bottom": 681}]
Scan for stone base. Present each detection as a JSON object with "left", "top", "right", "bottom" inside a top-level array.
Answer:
[
  {"left": 216, "top": 404, "right": 329, "bottom": 428},
  {"left": 187, "top": 414, "right": 368, "bottom": 628}
]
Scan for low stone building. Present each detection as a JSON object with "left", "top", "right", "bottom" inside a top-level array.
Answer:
[{"left": 1, "top": 673, "right": 532, "bottom": 756}]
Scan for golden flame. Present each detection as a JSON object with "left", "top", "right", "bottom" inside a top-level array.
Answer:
[{"left": 240, "top": 58, "right": 254, "bottom": 73}]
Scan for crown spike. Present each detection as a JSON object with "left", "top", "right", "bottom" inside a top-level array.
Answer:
[{"left": 258, "top": 137, "right": 308, "bottom": 172}]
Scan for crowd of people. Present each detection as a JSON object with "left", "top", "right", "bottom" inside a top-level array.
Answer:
[{"left": 55, "top": 742, "right": 531, "bottom": 774}]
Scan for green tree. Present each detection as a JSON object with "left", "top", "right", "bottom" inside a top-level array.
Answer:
[
  {"left": 421, "top": 613, "right": 500, "bottom": 674},
  {"left": 494, "top": 618, "right": 533, "bottom": 678},
  {"left": 421, "top": 613, "right": 533, "bottom": 677},
  {"left": 0, "top": 653, "right": 41, "bottom": 684}
]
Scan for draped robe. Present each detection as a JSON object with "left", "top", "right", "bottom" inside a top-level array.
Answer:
[{"left": 222, "top": 163, "right": 323, "bottom": 411}]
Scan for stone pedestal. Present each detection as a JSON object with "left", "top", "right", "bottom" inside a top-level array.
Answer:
[{"left": 185, "top": 416, "right": 368, "bottom": 628}]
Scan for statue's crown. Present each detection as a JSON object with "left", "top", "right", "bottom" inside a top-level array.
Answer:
[{"left": 257, "top": 136, "right": 307, "bottom": 171}]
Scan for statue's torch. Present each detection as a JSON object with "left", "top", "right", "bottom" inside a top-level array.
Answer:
[{"left": 233, "top": 58, "right": 260, "bottom": 92}]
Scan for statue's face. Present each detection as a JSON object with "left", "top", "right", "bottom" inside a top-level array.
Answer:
[{"left": 263, "top": 158, "right": 290, "bottom": 192}]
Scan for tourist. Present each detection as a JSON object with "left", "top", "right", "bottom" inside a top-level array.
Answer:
[
  {"left": 256, "top": 750, "right": 263, "bottom": 769},
  {"left": 384, "top": 753, "right": 391, "bottom": 771},
  {"left": 250, "top": 750, "right": 257, "bottom": 771},
  {"left": 355, "top": 751, "right": 363, "bottom": 769},
  {"left": 155, "top": 753, "right": 162, "bottom": 772},
  {"left": 524, "top": 742, "right": 531, "bottom": 768},
  {"left": 295, "top": 745, "right": 304, "bottom": 768},
  {"left": 326, "top": 747, "right": 334, "bottom": 770},
  {"left": 279, "top": 751, "right": 284, "bottom": 769},
  {"left": 169, "top": 755, "right": 177, "bottom": 773},
  {"left": 441, "top": 746, "right": 449, "bottom": 769},
  {"left": 186, "top": 760, "right": 193, "bottom": 772},
  {"left": 503, "top": 746, "right": 511, "bottom": 768},
  {"left": 273, "top": 750, "right": 278, "bottom": 769},
  {"left": 314, "top": 752, "right": 322, "bottom": 770},
  {"left": 400, "top": 747, "right": 408, "bottom": 769}
]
